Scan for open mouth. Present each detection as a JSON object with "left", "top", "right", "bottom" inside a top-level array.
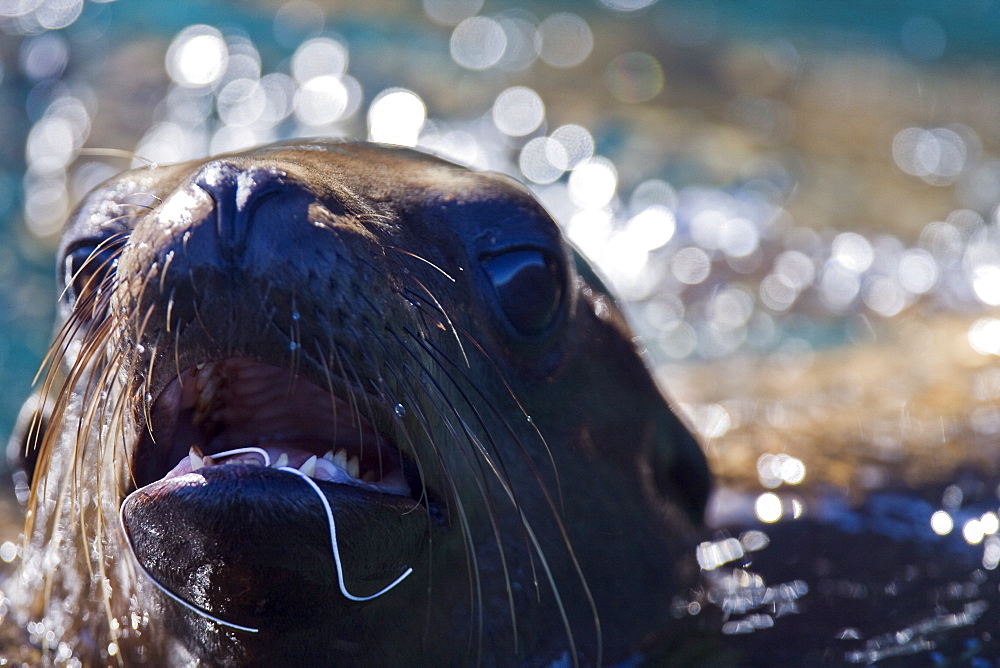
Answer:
[
  {"left": 132, "top": 357, "right": 415, "bottom": 499},
  {"left": 119, "top": 356, "right": 434, "bottom": 630}
]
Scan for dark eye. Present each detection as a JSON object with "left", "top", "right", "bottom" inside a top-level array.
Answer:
[
  {"left": 481, "top": 249, "right": 564, "bottom": 337},
  {"left": 63, "top": 235, "right": 125, "bottom": 318}
]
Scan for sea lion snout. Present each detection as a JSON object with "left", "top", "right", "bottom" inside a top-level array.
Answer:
[{"left": 109, "top": 156, "right": 439, "bottom": 638}]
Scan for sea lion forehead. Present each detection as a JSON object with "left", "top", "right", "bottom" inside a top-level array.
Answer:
[
  {"left": 66, "top": 141, "right": 558, "bottom": 248},
  {"left": 253, "top": 142, "right": 549, "bottom": 213},
  {"left": 190, "top": 141, "right": 567, "bottom": 259}
]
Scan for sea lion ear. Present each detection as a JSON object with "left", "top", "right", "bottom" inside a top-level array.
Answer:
[
  {"left": 6, "top": 392, "right": 49, "bottom": 504},
  {"left": 642, "top": 413, "right": 712, "bottom": 526}
]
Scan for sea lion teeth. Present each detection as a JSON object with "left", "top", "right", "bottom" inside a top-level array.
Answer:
[
  {"left": 194, "top": 363, "right": 215, "bottom": 391},
  {"left": 199, "top": 373, "right": 222, "bottom": 405},
  {"left": 322, "top": 450, "right": 335, "bottom": 463},
  {"left": 346, "top": 456, "right": 360, "bottom": 479},
  {"left": 333, "top": 448, "right": 348, "bottom": 469},
  {"left": 189, "top": 446, "right": 204, "bottom": 471},
  {"left": 361, "top": 471, "right": 377, "bottom": 483},
  {"left": 299, "top": 455, "right": 317, "bottom": 477},
  {"left": 189, "top": 453, "right": 204, "bottom": 471},
  {"left": 273, "top": 452, "right": 289, "bottom": 469}
]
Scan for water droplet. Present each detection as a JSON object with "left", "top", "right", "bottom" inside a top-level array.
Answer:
[
  {"left": 144, "top": 393, "right": 152, "bottom": 403},
  {"left": 394, "top": 403, "right": 406, "bottom": 418},
  {"left": 289, "top": 341, "right": 299, "bottom": 351},
  {"left": 291, "top": 310, "right": 301, "bottom": 321},
  {"left": 135, "top": 344, "right": 145, "bottom": 354},
  {"left": 526, "top": 415, "right": 534, "bottom": 424}
]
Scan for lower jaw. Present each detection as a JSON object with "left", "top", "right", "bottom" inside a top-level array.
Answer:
[{"left": 119, "top": 463, "right": 431, "bottom": 629}]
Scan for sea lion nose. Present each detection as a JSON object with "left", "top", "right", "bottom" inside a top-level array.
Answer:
[
  {"left": 193, "top": 161, "right": 287, "bottom": 261},
  {"left": 121, "top": 159, "right": 327, "bottom": 346}
]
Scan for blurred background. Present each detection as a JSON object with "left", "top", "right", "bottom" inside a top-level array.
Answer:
[{"left": 4, "top": 0, "right": 1000, "bottom": 663}]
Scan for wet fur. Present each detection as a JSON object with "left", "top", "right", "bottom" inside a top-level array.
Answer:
[{"left": 5, "top": 141, "right": 708, "bottom": 665}]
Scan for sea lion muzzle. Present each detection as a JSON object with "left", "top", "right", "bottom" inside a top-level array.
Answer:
[
  {"left": 115, "top": 158, "right": 434, "bottom": 630},
  {"left": 6, "top": 141, "right": 710, "bottom": 666}
]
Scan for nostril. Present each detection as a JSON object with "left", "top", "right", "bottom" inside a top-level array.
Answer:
[{"left": 193, "top": 162, "right": 288, "bottom": 259}]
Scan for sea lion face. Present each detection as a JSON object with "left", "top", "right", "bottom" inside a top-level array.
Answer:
[{"left": 11, "top": 141, "right": 709, "bottom": 665}]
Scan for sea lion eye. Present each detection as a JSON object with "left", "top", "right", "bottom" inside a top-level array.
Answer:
[
  {"left": 63, "top": 237, "right": 125, "bottom": 317},
  {"left": 482, "top": 248, "right": 564, "bottom": 337}
]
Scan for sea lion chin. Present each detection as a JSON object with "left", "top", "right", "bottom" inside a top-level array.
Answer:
[{"left": 5, "top": 140, "right": 710, "bottom": 666}]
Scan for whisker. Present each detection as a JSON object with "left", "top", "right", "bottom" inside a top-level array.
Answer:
[
  {"left": 383, "top": 245, "right": 456, "bottom": 282},
  {"left": 279, "top": 290, "right": 302, "bottom": 396},
  {"left": 159, "top": 250, "right": 176, "bottom": 294},
  {"left": 343, "top": 320, "right": 489, "bottom": 658},
  {"left": 437, "top": 327, "right": 603, "bottom": 665},
  {"left": 117, "top": 487, "right": 261, "bottom": 634},
  {"left": 315, "top": 340, "right": 342, "bottom": 457},
  {"left": 330, "top": 340, "right": 366, "bottom": 463},
  {"left": 56, "top": 231, "right": 127, "bottom": 305},
  {"left": 78, "top": 147, "right": 157, "bottom": 168},
  {"left": 395, "top": 378, "right": 485, "bottom": 660},
  {"left": 279, "top": 467, "right": 414, "bottom": 601},
  {"left": 397, "top": 274, "right": 469, "bottom": 368},
  {"left": 384, "top": 326, "right": 520, "bottom": 656}
]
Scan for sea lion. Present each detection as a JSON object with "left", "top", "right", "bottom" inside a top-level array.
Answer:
[{"left": 4, "top": 141, "right": 709, "bottom": 666}]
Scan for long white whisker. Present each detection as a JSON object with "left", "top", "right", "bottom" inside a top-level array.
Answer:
[
  {"left": 279, "top": 466, "right": 414, "bottom": 602},
  {"left": 117, "top": 488, "right": 260, "bottom": 634},
  {"left": 214, "top": 447, "right": 271, "bottom": 467}
]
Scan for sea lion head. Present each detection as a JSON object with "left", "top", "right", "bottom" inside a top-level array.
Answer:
[{"left": 8, "top": 141, "right": 709, "bottom": 665}]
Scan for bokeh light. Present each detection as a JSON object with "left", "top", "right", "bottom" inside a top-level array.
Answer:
[
  {"left": 368, "top": 89, "right": 426, "bottom": 147},
  {"left": 492, "top": 86, "right": 545, "bottom": 137},
  {"left": 549, "top": 124, "right": 594, "bottom": 170},
  {"left": 568, "top": 157, "right": 617, "bottom": 209},
  {"left": 892, "top": 126, "right": 968, "bottom": 185},
  {"left": 296, "top": 75, "right": 351, "bottom": 127},
  {"left": 963, "top": 518, "right": 985, "bottom": 545},
  {"left": 535, "top": 13, "right": 592, "bottom": 68},
  {"left": 930, "top": 510, "right": 954, "bottom": 536},
  {"left": 599, "top": 0, "right": 658, "bottom": 12},
  {"left": 696, "top": 537, "right": 744, "bottom": 571},
  {"left": 672, "top": 247, "right": 711, "bottom": 285},
  {"left": 451, "top": 16, "right": 507, "bottom": 70},
  {"left": 755, "top": 492, "right": 783, "bottom": 523},
  {"left": 968, "top": 318, "right": 1000, "bottom": 356},
  {"left": 757, "top": 454, "right": 806, "bottom": 488},
  {"left": 166, "top": 25, "right": 229, "bottom": 88},
  {"left": 292, "top": 37, "right": 348, "bottom": 81}
]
